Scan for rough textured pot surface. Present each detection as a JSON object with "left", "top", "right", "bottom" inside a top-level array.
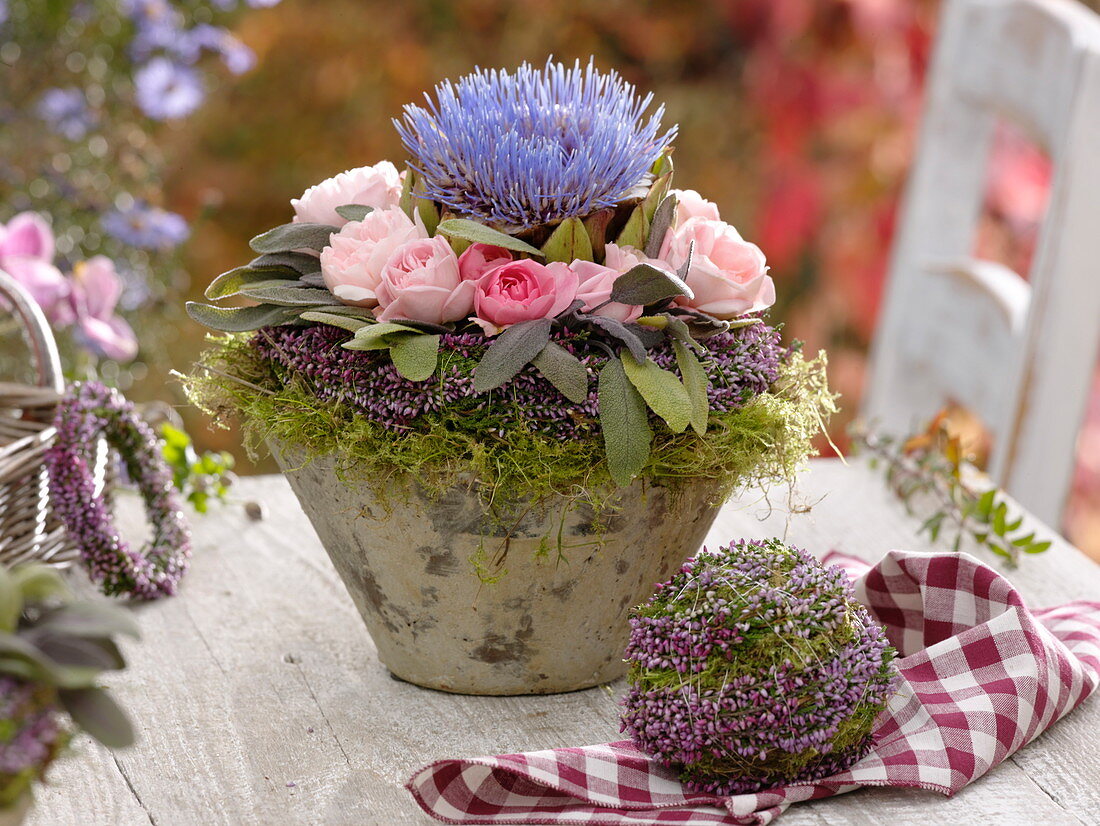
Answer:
[{"left": 274, "top": 448, "right": 721, "bottom": 695}]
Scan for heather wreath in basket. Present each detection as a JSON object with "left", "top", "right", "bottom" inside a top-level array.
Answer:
[{"left": 183, "top": 60, "right": 835, "bottom": 694}]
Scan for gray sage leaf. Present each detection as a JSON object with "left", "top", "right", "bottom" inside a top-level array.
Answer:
[{"left": 473, "top": 318, "right": 552, "bottom": 393}]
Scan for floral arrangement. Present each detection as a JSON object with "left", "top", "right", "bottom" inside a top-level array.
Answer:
[
  {"left": 0, "top": 563, "right": 138, "bottom": 809},
  {"left": 186, "top": 59, "right": 834, "bottom": 525},
  {"left": 621, "top": 538, "right": 897, "bottom": 794}
]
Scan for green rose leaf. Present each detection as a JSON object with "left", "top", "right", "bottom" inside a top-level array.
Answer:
[
  {"left": 609, "top": 263, "right": 693, "bottom": 307},
  {"left": 249, "top": 251, "right": 322, "bottom": 275},
  {"left": 473, "top": 318, "right": 552, "bottom": 393},
  {"left": 614, "top": 206, "right": 647, "bottom": 250},
  {"left": 58, "top": 687, "right": 134, "bottom": 749},
  {"left": 436, "top": 218, "right": 544, "bottom": 257},
  {"left": 598, "top": 357, "right": 653, "bottom": 486},
  {"left": 343, "top": 321, "right": 420, "bottom": 351},
  {"left": 532, "top": 341, "right": 589, "bottom": 404},
  {"left": 299, "top": 311, "right": 372, "bottom": 333},
  {"left": 186, "top": 302, "right": 302, "bottom": 332},
  {"left": 249, "top": 222, "right": 338, "bottom": 254},
  {"left": 644, "top": 194, "right": 677, "bottom": 258},
  {"left": 335, "top": 204, "right": 374, "bottom": 222},
  {"left": 621, "top": 351, "right": 692, "bottom": 434},
  {"left": 540, "top": 216, "right": 594, "bottom": 264},
  {"left": 205, "top": 267, "right": 301, "bottom": 300},
  {"left": 238, "top": 284, "right": 343, "bottom": 306},
  {"left": 390, "top": 334, "right": 440, "bottom": 382},
  {"left": 673, "top": 338, "right": 710, "bottom": 436}
]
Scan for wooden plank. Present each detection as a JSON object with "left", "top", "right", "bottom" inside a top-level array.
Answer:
[{"left": 26, "top": 461, "right": 1100, "bottom": 824}]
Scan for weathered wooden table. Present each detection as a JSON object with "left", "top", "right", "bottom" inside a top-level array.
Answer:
[{"left": 27, "top": 459, "right": 1100, "bottom": 825}]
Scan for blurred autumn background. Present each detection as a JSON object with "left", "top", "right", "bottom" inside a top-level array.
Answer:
[{"left": 4, "top": 0, "right": 1099, "bottom": 555}]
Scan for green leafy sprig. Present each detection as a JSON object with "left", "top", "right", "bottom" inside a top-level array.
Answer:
[{"left": 854, "top": 420, "right": 1051, "bottom": 564}]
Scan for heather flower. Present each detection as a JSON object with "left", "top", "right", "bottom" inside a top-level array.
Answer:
[
  {"left": 620, "top": 539, "right": 897, "bottom": 795},
  {"left": 395, "top": 59, "right": 676, "bottom": 228},
  {"left": 134, "top": 57, "right": 204, "bottom": 120},
  {"left": 292, "top": 161, "right": 403, "bottom": 226},
  {"left": 251, "top": 320, "right": 784, "bottom": 438},
  {"left": 0, "top": 677, "right": 65, "bottom": 798},
  {"left": 36, "top": 87, "right": 95, "bottom": 140},
  {"left": 101, "top": 201, "right": 189, "bottom": 250}
]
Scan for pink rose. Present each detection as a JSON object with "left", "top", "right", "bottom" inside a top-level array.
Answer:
[
  {"left": 291, "top": 161, "right": 403, "bottom": 226},
  {"left": 660, "top": 217, "right": 775, "bottom": 319},
  {"left": 375, "top": 236, "right": 473, "bottom": 325},
  {"left": 458, "top": 243, "right": 513, "bottom": 282},
  {"left": 472, "top": 259, "right": 579, "bottom": 335},
  {"left": 320, "top": 207, "right": 425, "bottom": 307},
  {"left": 670, "top": 189, "right": 720, "bottom": 225},
  {"left": 570, "top": 243, "right": 663, "bottom": 322}
]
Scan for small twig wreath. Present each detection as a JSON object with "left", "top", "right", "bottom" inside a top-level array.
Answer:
[{"left": 45, "top": 381, "right": 191, "bottom": 599}]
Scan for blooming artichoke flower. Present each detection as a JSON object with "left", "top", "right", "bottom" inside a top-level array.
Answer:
[
  {"left": 621, "top": 538, "right": 898, "bottom": 795},
  {"left": 394, "top": 59, "right": 676, "bottom": 229}
]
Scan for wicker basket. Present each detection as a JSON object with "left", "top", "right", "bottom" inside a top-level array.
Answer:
[{"left": 0, "top": 269, "right": 102, "bottom": 568}]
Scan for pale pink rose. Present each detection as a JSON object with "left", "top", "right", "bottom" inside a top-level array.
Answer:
[
  {"left": 320, "top": 207, "right": 425, "bottom": 307},
  {"left": 291, "top": 161, "right": 403, "bottom": 226},
  {"left": 671, "top": 189, "right": 720, "bottom": 225},
  {"left": 660, "top": 217, "right": 775, "bottom": 319},
  {"left": 472, "top": 259, "right": 579, "bottom": 335},
  {"left": 458, "top": 243, "right": 513, "bottom": 282},
  {"left": 570, "top": 242, "right": 666, "bottom": 322},
  {"left": 375, "top": 236, "right": 473, "bottom": 325}
]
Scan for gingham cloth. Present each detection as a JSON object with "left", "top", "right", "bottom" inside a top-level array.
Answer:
[{"left": 407, "top": 550, "right": 1100, "bottom": 825}]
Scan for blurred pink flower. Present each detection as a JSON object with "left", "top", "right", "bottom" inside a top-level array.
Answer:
[
  {"left": 320, "top": 207, "right": 425, "bottom": 307},
  {"left": 291, "top": 161, "right": 404, "bottom": 226},
  {"left": 661, "top": 217, "right": 775, "bottom": 319},
  {"left": 0, "top": 212, "right": 68, "bottom": 318},
  {"left": 375, "top": 236, "right": 473, "bottom": 325},
  {"left": 471, "top": 259, "right": 578, "bottom": 336},
  {"left": 54, "top": 257, "right": 138, "bottom": 362}
]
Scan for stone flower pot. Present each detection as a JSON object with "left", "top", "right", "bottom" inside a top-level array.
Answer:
[{"left": 274, "top": 447, "right": 721, "bottom": 695}]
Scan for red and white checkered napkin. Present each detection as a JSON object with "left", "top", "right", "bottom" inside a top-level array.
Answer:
[{"left": 407, "top": 550, "right": 1100, "bottom": 825}]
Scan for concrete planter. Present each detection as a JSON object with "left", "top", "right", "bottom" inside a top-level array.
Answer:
[{"left": 274, "top": 447, "right": 721, "bottom": 695}]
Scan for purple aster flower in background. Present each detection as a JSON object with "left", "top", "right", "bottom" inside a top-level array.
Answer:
[
  {"left": 134, "top": 57, "right": 204, "bottom": 120},
  {"left": 101, "top": 201, "right": 189, "bottom": 249},
  {"left": 36, "top": 87, "right": 95, "bottom": 140},
  {"left": 395, "top": 58, "right": 677, "bottom": 228},
  {"left": 180, "top": 24, "right": 256, "bottom": 74},
  {"left": 0, "top": 1, "right": 8, "bottom": 27}
]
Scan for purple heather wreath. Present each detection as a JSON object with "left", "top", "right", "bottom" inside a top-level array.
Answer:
[
  {"left": 621, "top": 538, "right": 898, "bottom": 795},
  {"left": 45, "top": 381, "right": 191, "bottom": 600}
]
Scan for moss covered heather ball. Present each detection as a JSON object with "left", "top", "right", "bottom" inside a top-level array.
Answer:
[{"left": 620, "top": 538, "right": 898, "bottom": 795}]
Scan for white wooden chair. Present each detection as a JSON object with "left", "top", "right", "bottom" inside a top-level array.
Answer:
[{"left": 863, "top": 0, "right": 1100, "bottom": 528}]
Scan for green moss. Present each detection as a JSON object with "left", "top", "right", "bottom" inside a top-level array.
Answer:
[{"left": 182, "top": 334, "right": 836, "bottom": 540}]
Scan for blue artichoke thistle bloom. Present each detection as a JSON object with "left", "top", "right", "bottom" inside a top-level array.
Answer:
[{"left": 394, "top": 59, "right": 677, "bottom": 229}]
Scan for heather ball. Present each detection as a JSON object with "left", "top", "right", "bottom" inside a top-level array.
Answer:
[{"left": 621, "top": 538, "right": 897, "bottom": 795}]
